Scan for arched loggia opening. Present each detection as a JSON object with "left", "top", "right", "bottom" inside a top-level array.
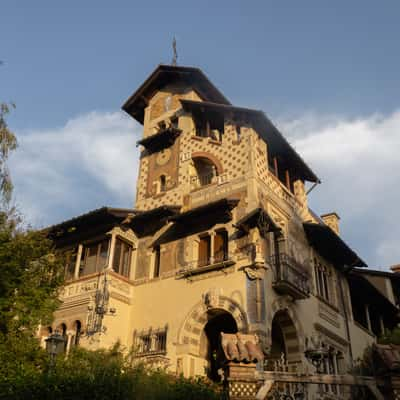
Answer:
[
  {"left": 193, "top": 157, "right": 218, "bottom": 187},
  {"left": 57, "top": 323, "right": 68, "bottom": 352},
  {"left": 268, "top": 310, "right": 302, "bottom": 371},
  {"left": 202, "top": 309, "right": 238, "bottom": 382}
]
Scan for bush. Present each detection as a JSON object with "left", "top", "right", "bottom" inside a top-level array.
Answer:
[{"left": 0, "top": 343, "right": 221, "bottom": 400}]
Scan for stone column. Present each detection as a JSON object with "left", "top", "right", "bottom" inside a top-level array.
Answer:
[
  {"left": 210, "top": 232, "right": 216, "bottom": 265},
  {"left": 107, "top": 231, "right": 117, "bottom": 271},
  {"left": 65, "top": 333, "right": 73, "bottom": 355},
  {"left": 74, "top": 244, "right": 83, "bottom": 279}
]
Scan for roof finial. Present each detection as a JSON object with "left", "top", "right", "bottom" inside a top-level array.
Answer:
[{"left": 172, "top": 36, "right": 178, "bottom": 66}]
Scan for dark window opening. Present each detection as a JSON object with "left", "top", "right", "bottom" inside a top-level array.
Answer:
[
  {"left": 194, "top": 111, "right": 224, "bottom": 141},
  {"left": 72, "top": 320, "right": 81, "bottom": 347},
  {"left": 314, "top": 259, "right": 332, "bottom": 304},
  {"left": 204, "top": 311, "right": 237, "bottom": 382},
  {"left": 170, "top": 116, "right": 179, "bottom": 129},
  {"left": 153, "top": 246, "right": 161, "bottom": 278},
  {"left": 268, "top": 155, "right": 296, "bottom": 194},
  {"left": 198, "top": 235, "right": 211, "bottom": 267},
  {"left": 65, "top": 250, "right": 76, "bottom": 280},
  {"left": 59, "top": 323, "right": 67, "bottom": 352},
  {"left": 235, "top": 125, "right": 241, "bottom": 141},
  {"left": 214, "top": 230, "right": 228, "bottom": 263},
  {"left": 80, "top": 239, "right": 109, "bottom": 277},
  {"left": 193, "top": 158, "right": 218, "bottom": 187},
  {"left": 351, "top": 297, "right": 368, "bottom": 329},
  {"left": 112, "top": 238, "right": 132, "bottom": 278},
  {"left": 134, "top": 327, "right": 167, "bottom": 356},
  {"left": 270, "top": 316, "right": 286, "bottom": 363},
  {"left": 160, "top": 175, "right": 166, "bottom": 192}
]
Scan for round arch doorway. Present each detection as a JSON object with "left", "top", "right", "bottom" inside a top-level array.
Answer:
[
  {"left": 201, "top": 309, "right": 238, "bottom": 382},
  {"left": 269, "top": 310, "right": 302, "bottom": 369}
]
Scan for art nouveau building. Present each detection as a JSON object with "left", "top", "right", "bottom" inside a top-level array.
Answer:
[{"left": 43, "top": 65, "right": 400, "bottom": 392}]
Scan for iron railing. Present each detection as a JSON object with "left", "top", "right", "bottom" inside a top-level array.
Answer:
[
  {"left": 177, "top": 252, "right": 233, "bottom": 277},
  {"left": 269, "top": 252, "right": 310, "bottom": 299},
  {"left": 190, "top": 173, "right": 215, "bottom": 187},
  {"left": 133, "top": 330, "right": 167, "bottom": 357}
]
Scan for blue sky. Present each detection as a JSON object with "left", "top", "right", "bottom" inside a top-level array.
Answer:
[{"left": 1, "top": 1, "right": 400, "bottom": 268}]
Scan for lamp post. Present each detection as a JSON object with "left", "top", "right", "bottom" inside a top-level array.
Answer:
[
  {"left": 304, "top": 335, "right": 329, "bottom": 373},
  {"left": 86, "top": 271, "right": 116, "bottom": 336},
  {"left": 304, "top": 335, "right": 329, "bottom": 397},
  {"left": 45, "top": 330, "right": 65, "bottom": 371}
]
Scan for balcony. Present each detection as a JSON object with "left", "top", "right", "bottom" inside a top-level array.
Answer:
[
  {"left": 177, "top": 251, "right": 235, "bottom": 278},
  {"left": 269, "top": 253, "right": 310, "bottom": 300}
]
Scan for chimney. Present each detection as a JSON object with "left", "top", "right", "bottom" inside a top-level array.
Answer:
[
  {"left": 390, "top": 264, "right": 400, "bottom": 274},
  {"left": 321, "top": 212, "right": 340, "bottom": 235}
]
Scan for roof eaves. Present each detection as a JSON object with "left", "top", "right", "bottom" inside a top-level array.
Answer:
[
  {"left": 122, "top": 65, "right": 230, "bottom": 123},
  {"left": 180, "top": 100, "right": 319, "bottom": 183}
]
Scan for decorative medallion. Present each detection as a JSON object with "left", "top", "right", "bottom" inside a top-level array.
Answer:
[{"left": 156, "top": 148, "right": 171, "bottom": 166}]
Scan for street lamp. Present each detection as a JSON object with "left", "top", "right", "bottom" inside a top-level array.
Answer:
[
  {"left": 45, "top": 330, "right": 65, "bottom": 369},
  {"left": 304, "top": 334, "right": 329, "bottom": 373}
]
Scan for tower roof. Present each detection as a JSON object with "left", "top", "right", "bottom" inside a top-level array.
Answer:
[{"left": 122, "top": 64, "right": 230, "bottom": 124}]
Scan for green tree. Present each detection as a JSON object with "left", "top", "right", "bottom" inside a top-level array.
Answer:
[
  {"left": 0, "top": 89, "right": 65, "bottom": 386},
  {"left": 0, "top": 101, "right": 17, "bottom": 207},
  {"left": 0, "top": 344, "right": 221, "bottom": 400}
]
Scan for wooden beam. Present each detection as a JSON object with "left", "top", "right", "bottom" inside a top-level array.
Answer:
[
  {"left": 285, "top": 170, "right": 290, "bottom": 191},
  {"left": 273, "top": 157, "right": 278, "bottom": 177}
]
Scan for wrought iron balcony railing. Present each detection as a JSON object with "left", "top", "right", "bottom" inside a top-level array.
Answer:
[
  {"left": 190, "top": 173, "right": 216, "bottom": 188},
  {"left": 177, "top": 252, "right": 234, "bottom": 278},
  {"left": 269, "top": 253, "right": 310, "bottom": 300}
]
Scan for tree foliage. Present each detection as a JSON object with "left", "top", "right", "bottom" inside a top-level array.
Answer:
[
  {"left": 0, "top": 345, "right": 221, "bottom": 400},
  {"left": 0, "top": 94, "right": 66, "bottom": 395},
  {"left": 0, "top": 102, "right": 17, "bottom": 206},
  {"left": 378, "top": 327, "right": 400, "bottom": 345}
]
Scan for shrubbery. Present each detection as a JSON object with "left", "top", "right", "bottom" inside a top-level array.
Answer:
[{"left": 0, "top": 343, "right": 221, "bottom": 400}]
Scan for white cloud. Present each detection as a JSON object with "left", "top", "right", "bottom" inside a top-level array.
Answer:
[
  {"left": 278, "top": 110, "right": 400, "bottom": 268},
  {"left": 10, "top": 111, "right": 141, "bottom": 227},
  {"left": 9, "top": 108, "right": 400, "bottom": 268}
]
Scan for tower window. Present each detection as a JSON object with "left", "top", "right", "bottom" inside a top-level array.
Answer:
[
  {"left": 192, "top": 158, "right": 218, "bottom": 187},
  {"left": 160, "top": 175, "right": 166, "bottom": 192},
  {"left": 193, "top": 111, "right": 224, "bottom": 141},
  {"left": 153, "top": 246, "right": 161, "bottom": 278}
]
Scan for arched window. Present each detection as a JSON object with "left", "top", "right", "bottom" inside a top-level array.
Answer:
[
  {"left": 153, "top": 246, "right": 161, "bottom": 278},
  {"left": 74, "top": 320, "right": 81, "bottom": 346},
  {"left": 58, "top": 323, "right": 67, "bottom": 352},
  {"left": 160, "top": 175, "right": 166, "bottom": 192},
  {"left": 192, "top": 158, "right": 218, "bottom": 187}
]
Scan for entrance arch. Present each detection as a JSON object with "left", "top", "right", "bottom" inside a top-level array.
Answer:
[
  {"left": 202, "top": 309, "right": 238, "bottom": 381},
  {"left": 269, "top": 310, "right": 302, "bottom": 369},
  {"left": 177, "top": 295, "right": 248, "bottom": 379}
]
